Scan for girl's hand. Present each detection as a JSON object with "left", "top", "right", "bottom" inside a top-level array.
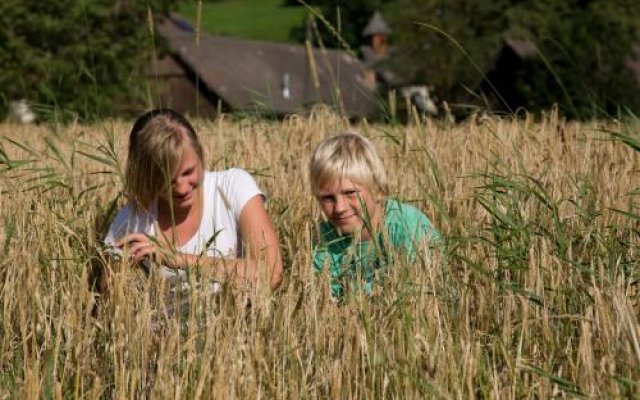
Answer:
[
  {"left": 115, "top": 233, "right": 159, "bottom": 264},
  {"left": 115, "top": 233, "right": 195, "bottom": 269}
]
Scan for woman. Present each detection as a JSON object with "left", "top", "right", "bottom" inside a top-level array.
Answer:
[{"left": 104, "top": 108, "right": 283, "bottom": 290}]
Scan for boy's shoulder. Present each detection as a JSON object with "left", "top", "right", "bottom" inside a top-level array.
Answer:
[
  {"left": 384, "top": 198, "right": 426, "bottom": 224},
  {"left": 383, "top": 198, "right": 440, "bottom": 243}
]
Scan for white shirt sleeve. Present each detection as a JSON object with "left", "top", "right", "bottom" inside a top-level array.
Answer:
[
  {"left": 104, "top": 204, "right": 154, "bottom": 246},
  {"left": 220, "top": 168, "right": 264, "bottom": 221}
]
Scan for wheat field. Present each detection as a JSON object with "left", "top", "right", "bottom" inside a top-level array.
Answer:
[{"left": 0, "top": 108, "right": 638, "bottom": 398}]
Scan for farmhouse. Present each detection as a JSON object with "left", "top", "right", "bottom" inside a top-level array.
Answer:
[
  {"left": 481, "top": 38, "right": 541, "bottom": 113},
  {"left": 359, "top": 11, "right": 438, "bottom": 118},
  {"left": 483, "top": 39, "right": 640, "bottom": 113},
  {"left": 360, "top": 10, "right": 397, "bottom": 90},
  {"left": 627, "top": 43, "right": 640, "bottom": 85},
  {"left": 147, "top": 14, "right": 378, "bottom": 118}
]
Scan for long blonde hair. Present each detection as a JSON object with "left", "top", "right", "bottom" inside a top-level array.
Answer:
[{"left": 124, "top": 109, "right": 204, "bottom": 210}]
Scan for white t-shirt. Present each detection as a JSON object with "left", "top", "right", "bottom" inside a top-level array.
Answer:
[{"left": 104, "top": 168, "right": 263, "bottom": 279}]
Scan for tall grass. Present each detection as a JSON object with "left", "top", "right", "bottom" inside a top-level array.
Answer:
[{"left": 0, "top": 109, "right": 638, "bottom": 398}]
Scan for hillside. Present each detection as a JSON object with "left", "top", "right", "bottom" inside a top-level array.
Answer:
[{"left": 178, "top": 0, "right": 307, "bottom": 42}]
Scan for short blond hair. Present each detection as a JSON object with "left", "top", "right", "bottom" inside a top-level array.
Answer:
[
  {"left": 310, "top": 132, "right": 389, "bottom": 196},
  {"left": 124, "top": 109, "right": 204, "bottom": 210}
]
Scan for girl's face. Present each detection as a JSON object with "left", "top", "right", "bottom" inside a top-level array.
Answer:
[
  {"left": 316, "top": 177, "right": 383, "bottom": 241},
  {"left": 159, "top": 145, "right": 203, "bottom": 211}
]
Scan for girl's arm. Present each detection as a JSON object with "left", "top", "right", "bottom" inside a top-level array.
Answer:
[
  {"left": 119, "top": 195, "right": 283, "bottom": 290},
  {"left": 212, "top": 194, "right": 283, "bottom": 290}
]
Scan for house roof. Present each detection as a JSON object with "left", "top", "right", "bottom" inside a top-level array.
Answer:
[
  {"left": 504, "top": 38, "right": 539, "bottom": 59},
  {"left": 363, "top": 11, "right": 392, "bottom": 37},
  {"left": 627, "top": 43, "right": 640, "bottom": 85},
  {"left": 501, "top": 38, "right": 640, "bottom": 86},
  {"left": 149, "top": 54, "right": 185, "bottom": 76},
  {"left": 156, "top": 15, "right": 378, "bottom": 117}
]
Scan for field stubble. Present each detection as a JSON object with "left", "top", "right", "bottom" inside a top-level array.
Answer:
[{"left": 0, "top": 109, "right": 638, "bottom": 398}]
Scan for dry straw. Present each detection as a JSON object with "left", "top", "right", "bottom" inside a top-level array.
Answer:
[{"left": 0, "top": 109, "right": 638, "bottom": 398}]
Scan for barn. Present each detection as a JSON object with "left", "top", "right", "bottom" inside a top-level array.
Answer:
[{"left": 147, "top": 14, "right": 378, "bottom": 119}]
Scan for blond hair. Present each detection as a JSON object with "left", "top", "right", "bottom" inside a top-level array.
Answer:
[
  {"left": 310, "top": 132, "right": 389, "bottom": 196},
  {"left": 124, "top": 109, "right": 204, "bottom": 210}
]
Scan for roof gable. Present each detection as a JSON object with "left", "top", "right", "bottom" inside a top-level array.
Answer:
[
  {"left": 363, "top": 11, "right": 392, "bottom": 36},
  {"left": 156, "top": 15, "right": 377, "bottom": 117}
]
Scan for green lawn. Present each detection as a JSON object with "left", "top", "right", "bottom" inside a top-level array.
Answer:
[{"left": 178, "top": 0, "right": 308, "bottom": 43}]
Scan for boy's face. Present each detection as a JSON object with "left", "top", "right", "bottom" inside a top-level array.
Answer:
[{"left": 316, "top": 177, "right": 383, "bottom": 240}]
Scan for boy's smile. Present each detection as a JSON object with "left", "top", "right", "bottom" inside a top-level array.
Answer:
[{"left": 316, "top": 178, "right": 383, "bottom": 240}]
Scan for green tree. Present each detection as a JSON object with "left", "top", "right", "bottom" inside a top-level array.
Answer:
[
  {"left": 386, "top": 0, "right": 640, "bottom": 118},
  {"left": 385, "top": 1, "right": 508, "bottom": 101},
  {"left": 0, "top": 0, "right": 179, "bottom": 121},
  {"left": 516, "top": 0, "right": 640, "bottom": 117},
  {"left": 297, "top": 0, "right": 640, "bottom": 118}
]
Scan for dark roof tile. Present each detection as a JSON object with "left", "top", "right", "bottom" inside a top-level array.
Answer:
[{"left": 157, "top": 15, "right": 378, "bottom": 117}]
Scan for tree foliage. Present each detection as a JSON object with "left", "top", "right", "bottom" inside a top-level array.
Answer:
[
  {"left": 0, "top": 0, "right": 178, "bottom": 120},
  {"left": 298, "top": 0, "right": 640, "bottom": 118}
]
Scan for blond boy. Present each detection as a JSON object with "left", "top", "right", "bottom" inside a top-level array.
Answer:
[{"left": 310, "top": 132, "right": 440, "bottom": 298}]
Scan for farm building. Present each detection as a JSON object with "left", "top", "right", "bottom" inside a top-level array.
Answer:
[
  {"left": 147, "top": 14, "right": 378, "bottom": 118},
  {"left": 359, "top": 11, "right": 438, "bottom": 118},
  {"left": 360, "top": 10, "right": 397, "bottom": 90},
  {"left": 481, "top": 38, "right": 541, "bottom": 113},
  {"left": 483, "top": 39, "right": 640, "bottom": 114},
  {"left": 627, "top": 44, "right": 640, "bottom": 85}
]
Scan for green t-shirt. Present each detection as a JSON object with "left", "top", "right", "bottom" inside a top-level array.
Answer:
[{"left": 312, "top": 198, "right": 441, "bottom": 298}]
